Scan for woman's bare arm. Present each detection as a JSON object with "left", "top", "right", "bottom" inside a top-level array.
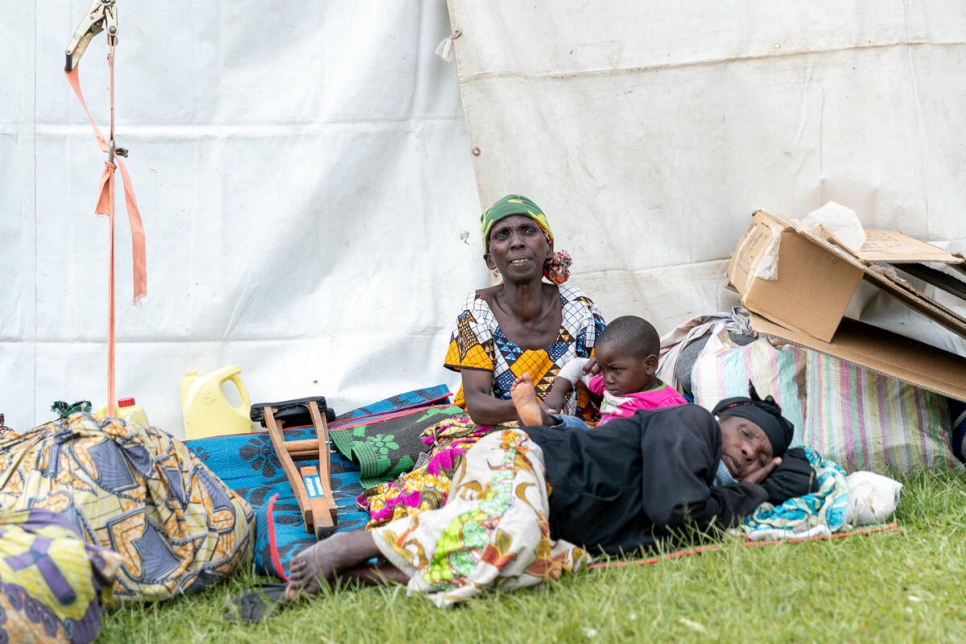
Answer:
[{"left": 460, "top": 368, "right": 520, "bottom": 425}]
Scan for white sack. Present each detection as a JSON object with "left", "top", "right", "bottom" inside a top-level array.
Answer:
[
  {"left": 845, "top": 471, "right": 903, "bottom": 526},
  {"left": 795, "top": 201, "right": 867, "bottom": 253}
]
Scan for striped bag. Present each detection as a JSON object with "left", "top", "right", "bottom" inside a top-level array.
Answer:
[
  {"left": 691, "top": 325, "right": 808, "bottom": 446},
  {"left": 690, "top": 324, "right": 961, "bottom": 475},
  {"left": 802, "top": 351, "right": 961, "bottom": 474}
]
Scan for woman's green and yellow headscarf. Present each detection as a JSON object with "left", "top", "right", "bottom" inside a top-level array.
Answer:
[
  {"left": 480, "top": 195, "right": 554, "bottom": 252},
  {"left": 479, "top": 194, "right": 571, "bottom": 284}
]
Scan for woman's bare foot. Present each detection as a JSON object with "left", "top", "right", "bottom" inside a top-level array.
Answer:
[
  {"left": 510, "top": 374, "right": 554, "bottom": 427},
  {"left": 284, "top": 530, "right": 382, "bottom": 600},
  {"left": 339, "top": 563, "right": 410, "bottom": 587}
]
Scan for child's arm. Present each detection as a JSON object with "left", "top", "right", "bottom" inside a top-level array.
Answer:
[
  {"left": 576, "top": 370, "right": 605, "bottom": 411},
  {"left": 543, "top": 358, "right": 589, "bottom": 411},
  {"left": 543, "top": 377, "right": 575, "bottom": 413}
]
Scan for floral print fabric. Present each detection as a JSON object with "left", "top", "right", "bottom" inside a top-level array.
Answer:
[
  {"left": 0, "top": 507, "right": 122, "bottom": 643},
  {"left": 357, "top": 414, "right": 492, "bottom": 527},
  {"left": 371, "top": 429, "right": 589, "bottom": 607},
  {"left": 740, "top": 448, "right": 849, "bottom": 540},
  {"left": 0, "top": 413, "right": 254, "bottom": 602}
]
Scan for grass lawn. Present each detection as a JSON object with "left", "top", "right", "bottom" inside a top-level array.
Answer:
[{"left": 100, "top": 470, "right": 966, "bottom": 643}]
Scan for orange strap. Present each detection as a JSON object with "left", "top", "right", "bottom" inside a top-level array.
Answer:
[{"left": 65, "top": 49, "right": 147, "bottom": 414}]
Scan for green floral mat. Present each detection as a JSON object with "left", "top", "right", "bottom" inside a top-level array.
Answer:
[{"left": 329, "top": 404, "right": 464, "bottom": 488}]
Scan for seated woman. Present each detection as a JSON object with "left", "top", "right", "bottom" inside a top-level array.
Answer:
[
  {"left": 448, "top": 193, "right": 604, "bottom": 425},
  {"left": 358, "top": 194, "right": 605, "bottom": 527},
  {"left": 286, "top": 386, "right": 815, "bottom": 606}
]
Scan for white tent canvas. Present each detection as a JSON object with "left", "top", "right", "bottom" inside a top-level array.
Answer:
[
  {"left": 3, "top": 1, "right": 481, "bottom": 435},
  {"left": 4, "top": 0, "right": 966, "bottom": 437},
  {"left": 447, "top": 1, "right": 966, "bottom": 331}
]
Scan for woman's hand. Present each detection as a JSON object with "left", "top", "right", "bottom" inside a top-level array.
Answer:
[
  {"left": 460, "top": 369, "right": 520, "bottom": 425},
  {"left": 740, "top": 457, "right": 782, "bottom": 485}
]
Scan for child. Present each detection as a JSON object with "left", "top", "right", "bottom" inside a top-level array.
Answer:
[
  {"left": 511, "top": 315, "right": 687, "bottom": 431},
  {"left": 514, "top": 344, "right": 799, "bottom": 491}
]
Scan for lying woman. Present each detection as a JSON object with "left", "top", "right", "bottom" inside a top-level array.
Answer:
[
  {"left": 286, "top": 387, "right": 814, "bottom": 606},
  {"left": 359, "top": 194, "right": 605, "bottom": 526}
]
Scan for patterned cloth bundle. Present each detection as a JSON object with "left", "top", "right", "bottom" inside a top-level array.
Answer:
[{"left": 0, "top": 413, "right": 254, "bottom": 603}]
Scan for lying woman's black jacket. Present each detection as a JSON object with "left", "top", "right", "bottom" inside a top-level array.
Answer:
[{"left": 524, "top": 404, "right": 815, "bottom": 556}]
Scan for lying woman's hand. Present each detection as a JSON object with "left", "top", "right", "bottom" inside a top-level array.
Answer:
[{"left": 740, "top": 457, "right": 782, "bottom": 485}]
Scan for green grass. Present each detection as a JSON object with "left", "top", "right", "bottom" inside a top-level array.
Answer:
[{"left": 100, "top": 470, "right": 966, "bottom": 643}]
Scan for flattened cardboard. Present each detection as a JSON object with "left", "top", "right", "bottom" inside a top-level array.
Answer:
[
  {"left": 728, "top": 210, "right": 966, "bottom": 343},
  {"left": 750, "top": 314, "right": 966, "bottom": 403},
  {"left": 855, "top": 229, "right": 962, "bottom": 264},
  {"left": 790, "top": 223, "right": 966, "bottom": 337},
  {"left": 894, "top": 263, "right": 966, "bottom": 301},
  {"left": 858, "top": 263, "right": 966, "bottom": 338}
]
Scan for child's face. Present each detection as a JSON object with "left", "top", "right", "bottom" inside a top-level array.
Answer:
[{"left": 594, "top": 342, "right": 658, "bottom": 397}]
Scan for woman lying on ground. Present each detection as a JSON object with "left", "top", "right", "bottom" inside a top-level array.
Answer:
[
  {"left": 286, "top": 385, "right": 815, "bottom": 606},
  {"left": 357, "top": 194, "right": 605, "bottom": 528}
]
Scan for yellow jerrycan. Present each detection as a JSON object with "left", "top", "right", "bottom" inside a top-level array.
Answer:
[
  {"left": 181, "top": 365, "right": 253, "bottom": 440},
  {"left": 94, "top": 397, "right": 150, "bottom": 426}
]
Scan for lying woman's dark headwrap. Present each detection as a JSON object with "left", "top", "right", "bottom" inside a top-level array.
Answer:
[
  {"left": 480, "top": 194, "right": 572, "bottom": 284},
  {"left": 712, "top": 381, "right": 795, "bottom": 457}
]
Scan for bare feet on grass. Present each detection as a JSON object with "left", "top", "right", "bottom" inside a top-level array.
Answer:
[
  {"left": 510, "top": 374, "right": 554, "bottom": 427},
  {"left": 285, "top": 530, "right": 383, "bottom": 600}
]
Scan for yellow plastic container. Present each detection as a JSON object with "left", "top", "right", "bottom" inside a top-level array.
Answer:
[
  {"left": 181, "top": 365, "right": 253, "bottom": 440},
  {"left": 95, "top": 397, "right": 150, "bottom": 426}
]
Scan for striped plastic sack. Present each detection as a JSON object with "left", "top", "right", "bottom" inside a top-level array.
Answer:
[
  {"left": 691, "top": 325, "right": 808, "bottom": 445},
  {"left": 802, "top": 351, "right": 962, "bottom": 475}
]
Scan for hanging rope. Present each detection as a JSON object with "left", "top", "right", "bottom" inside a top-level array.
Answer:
[{"left": 64, "top": 10, "right": 147, "bottom": 416}]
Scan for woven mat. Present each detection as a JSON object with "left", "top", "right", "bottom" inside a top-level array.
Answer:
[{"left": 587, "top": 523, "right": 900, "bottom": 569}]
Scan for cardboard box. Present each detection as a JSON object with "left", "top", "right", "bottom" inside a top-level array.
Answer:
[
  {"left": 728, "top": 211, "right": 862, "bottom": 342},
  {"left": 728, "top": 210, "right": 966, "bottom": 401},
  {"left": 728, "top": 210, "right": 966, "bottom": 343}
]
